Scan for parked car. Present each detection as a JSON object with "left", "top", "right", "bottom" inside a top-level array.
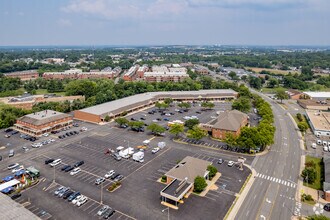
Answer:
[
  {"left": 10, "top": 193, "right": 22, "bottom": 200},
  {"left": 58, "top": 187, "right": 70, "bottom": 198},
  {"left": 95, "top": 177, "right": 106, "bottom": 185},
  {"left": 12, "top": 165, "right": 24, "bottom": 173},
  {"left": 97, "top": 205, "right": 110, "bottom": 216},
  {"left": 103, "top": 208, "right": 115, "bottom": 219},
  {"left": 228, "top": 161, "right": 235, "bottom": 167},
  {"left": 324, "top": 146, "right": 329, "bottom": 152},
  {"left": 9, "top": 149, "right": 15, "bottom": 157},
  {"left": 7, "top": 163, "right": 19, "bottom": 170},
  {"left": 65, "top": 166, "right": 75, "bottom": 172},
  {"left": 54, "top": 186, "right": 65, "bottom": 196},
  {"left": 61, "top": 165, "right": 70, "bottom": 171},
  {"left": 80, "top": 127, "right": 87, "bottom": 132},
  {"left": 68, "top": 191, "right": 81, "bottom": 202},
  {"left": 317, "top": 139, "right": 322, "bottom": 145},
  {"left": 4, "top": 128, "right": 13, "bottom": 133},
  {"left": 76, "top": 196, "right": 88, "bottom": 207},
  {"left": 151, "top": 147, "right": 160, "bottom": 154},
  {"left": 43, "top": 133, "right": 49, "bottom": 137},
  {"left": 72, "top": 195, "right": 83, "bottom": 205},
  {"left": 63, "top": 190, "right": 74, "bottom": 199},
  {"left": 312, "top": 143, "right": 317, "bottom": 149},
  {"left": 217, "top": 159, "right": 223, "bottom": 164},
  {"left": 105, "top": 170, "right": 115, "bottom": 179},
  {"left": 5, "top": 134, "right": 11, "bottom": 138},
  {"left": 50, "top": 159, "right": 62, "bottom": 167},
  {"left": 70, "top": 168, "right": 81, "bottom": 175},
  {"left": 324, "top": 203, "right": 330, "bottom": 211},
  {"left": 74, "top": 160, "right": 84, "bottom": 167},
  {"left": 111, "top": 174, "right": 120, "bottom": 180},
  {"left": 114, "top": 174, "right": 123, "bottom": 182}
]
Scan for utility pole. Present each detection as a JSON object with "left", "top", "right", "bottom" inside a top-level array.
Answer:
[{"left": 162, "top": 207, "right": 169, "bottom": 220}]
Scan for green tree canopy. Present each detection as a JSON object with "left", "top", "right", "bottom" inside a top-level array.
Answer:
[
  {"left": 169, "top": 123, "right": 184, "bottom": 137},
  {"left": 207, "top": 165, "right": 218, "bottom": 180},
  {"left": 232, "top": 97, "right": 251, "bottom": 113},
  {"left": 128, "top": 121, "right": 145, "bottom": 128},
  {"left": 187, "top": 125, "right": 207, "bottom": 140},
  {"left": 275, "top": 88, "right": 289, "bottom": 103},
  {"left": 147, "top": 123, "right": 166, "bottom": 135},
  {"left": 184, "top": 118, "right": 200, "bottom": 129},
  {"left": 194, "top": 176, "right": 207, "bottom": 193},
  {"left": 114, "top": 117, "right": 129, "bottom": 126}
]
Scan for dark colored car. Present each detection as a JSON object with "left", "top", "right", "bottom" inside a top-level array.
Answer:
[
  {"left": 111, "top": 173, "right": 120, "bottom": 180},
  {"left": 64, "top": 166, "right": 74, "bottom": 172},
  {"left": 73, "top": 131, "right": 79, "bottom": 134},
  {"left": 73, "top": 123, "right": 79, "bottom": 127},
  {"left": 66, "top": 132, "right": 71, "bottom": 137},
  {"left": 4, "top": 128, "right": 13, "bottom": 133},
  {"left": 160, "top": 112, "right": 166, "bottom": 116},
  {"left": 130, "top": 118, "right": 136, "bottom": 121},
  {"left": 114, "top": 174, "right": 123, "bottom": 182},
  {"left": 45, "top": 159, "right": 55, "bottom": 165},
  {"left": 148, "top": 111, "right": 154, "bottom": 114},
  {"left": 196, "top": 111, "right": 201, "bottom": 114},
  {"left": 74, "top": 161, "right": 84, "bottom": 167},
  {"left": 103, "top": 208, "right": 115, "bottom": 219},
  {"left": 183, "top": 109, "right": 189, "bottom": 112},
  {"left": 324, "top": 203, "right": 330, "bottom": 211},
  {"left": 68, "top": 191, "right": 81, "bottom": 202},
  {"left": 61, "top": 165, "right": 70, "bottom": 171},
  {"left": 178, "top": 110, "right": 183, "bottom": 113},
  {"left": 63, "top": 190, "right": 74, "bottom": 199},
  {"left": 139, "top": 127, "right": 145, "bottom": 132},
  {"left": 11, "top": 130, "right": 19, "bottom": 135},
  {"left": 217, "top": 159, "right": 223, "bottom": 164},
  {"left": 10, "top": 193, "right": 22, "bottom": 200},
  {"left": 140, "top": 117, "right": 146, "bottom": 120},
  {"left": 69, "top": 131, "right": 75, "bottom": 135}
]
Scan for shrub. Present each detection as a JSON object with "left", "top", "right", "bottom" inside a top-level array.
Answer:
[
  {"left": 161, "top": 175, "right": 167, "bottom": 183},
  {"left": 301, "top": 193, "right": 314, "bottom": 202},
  {"left": 207, "top": 165, "right": 218, "bottom": 180},
  {"left": 296, "top": 113, "right": 303, "bottom": 122},
  {"left": 108, "top": 181, "right": 121, "bottom": 191},
  {"left": 194, "top": 176, "right": 207, "bottom": 193}
]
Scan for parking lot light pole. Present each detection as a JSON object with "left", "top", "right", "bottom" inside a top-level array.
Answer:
[
  {"left": 53, "top": 166, "right": 56, "bottom": 183},
  {"left": 162, "top": 207, "right": 169, "bottom": 220},
  {"left": 101, "top": 181, "right": 103, "bottom": 204}
]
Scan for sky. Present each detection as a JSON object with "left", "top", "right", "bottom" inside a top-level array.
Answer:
[{"left": 0, "top": 0, "right": 329, "bottom": 46}]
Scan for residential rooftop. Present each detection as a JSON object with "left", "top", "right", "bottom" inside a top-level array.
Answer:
[{"left": 209, "top": 110, "right": 248, "bottom": 131}]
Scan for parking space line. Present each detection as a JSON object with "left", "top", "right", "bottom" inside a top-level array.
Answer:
[
  {"left": 83, "top": 201, "right": 97, "bottom": 212},
  {"left": 89, "top": 204, "right": 101, "bottom": 214}
]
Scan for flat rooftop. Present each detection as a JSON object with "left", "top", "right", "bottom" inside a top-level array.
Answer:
[
  {"left": 17, "top": 110, "right": 72, "bottom": 126},
  {"left": 77, "top": 89, "right": 237, "bottom": 117},
  {"left": 161, "top": 179, "right": 193, "bottom": 200},
  {"left": 306, "top": 110, "right": 330, "bottom": 131},
  {"left": 303, "top": 92, "right": 330, "bottom": 99}
]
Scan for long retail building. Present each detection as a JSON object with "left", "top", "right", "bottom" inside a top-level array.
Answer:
[{"left": 74, "top": 89, "right": 238, "bottom": 123}]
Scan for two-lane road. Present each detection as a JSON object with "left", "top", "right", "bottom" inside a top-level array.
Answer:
[{"left": 236, "top": 92, "right": 302, "bottom": 220}]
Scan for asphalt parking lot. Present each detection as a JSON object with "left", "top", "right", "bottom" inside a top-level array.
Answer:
[{"left": 0, "top": 102, "right": 253, "bottom": 220}]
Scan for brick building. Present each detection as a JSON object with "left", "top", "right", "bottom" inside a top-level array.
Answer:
[
  {"left": 4, "top": 70, "right": 39, "bottom": 81},
  {"left": 143, "top": 72, "right": 189, "bottom": 82},
  {"left": 14, "top": 110, "right": 73, "bottom": 136},
  {"left": 201, "top": 110, "right": 249, "bottom": 139},
  {"left": 43, "top": 68, "right": 120, "bottom": 80}
]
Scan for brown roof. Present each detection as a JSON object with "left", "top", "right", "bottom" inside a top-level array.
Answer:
[
  {"left": 17, "top": 110, "right": 72, "bottom": 126},
  {"left": 165, "top": 156, "right": 211, "bottom": 183},
  {"left": 210, "top": 110, "right": 248, "bottom": 132}
]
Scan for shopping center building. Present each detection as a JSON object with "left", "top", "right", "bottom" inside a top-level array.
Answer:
[{"left": 74, "top": 89, "right": 238, "bottom": 123}]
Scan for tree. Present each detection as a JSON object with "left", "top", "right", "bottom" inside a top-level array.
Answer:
[
  {"left": 224, "top": 132, "right": 237, "bottom": 146},
  {"left": 275, "top": 88, "right": 289, "bottom": 103},
  {"left": 298, "top": 121, "right": 309, "bottom": 133},
  {"left": 164, "top": 98, "right": 173, "bottom": 105},
  {"left": 114, "top": 117, "right": 129, "bottom": 126},
  {"left": 187, "top": 125, "right": 207, "bottom": 140},
  {"left": 267, "top": 78, "right": 279, "bottom": 88},
  {"left": 169, "top": 123, "right": 184, "bottom": 137},
  {"left": 232, "top": 97, "right": 251, "bottom": 113},
  {"left": 193, "top": 176, "right": 207, "bottom": 193},
  {"left": 178, "top": 102, "right": 191, "bottom": 109},
  {"left": 147, "top": 123, "right": 166, "bottom": 135},
  {"left": 301, "top": 167, "right": 316, "bottom": 184},
  {"left": 155, "top": 101, "right": 169, "bottom": 110},
  {"left": 184, "top": 118, "right": 200, "bottom": 129},
  {"left": 296, "top": 113, "right": 303, "bottom": 122},
  {"left": 201, "top": 101, "right": 215, "bottom": 110},
  {"left": 104, "top": 115, "right": 110, "bottom": 122},
  {"left": 128, "top": 121, "right": 145, "bottom": 129},
  {"left": 207, "top": 165, "right": 218, "bottom": 180},
  {"left": 306, "top": 215, "right": 330, "bottom": 220},
  {"left": 228, "top": 71, "right": 238, "bottom": 80}
]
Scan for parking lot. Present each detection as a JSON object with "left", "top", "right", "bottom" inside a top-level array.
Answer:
[{"left": 0, "top": 101, "right": 253, "bottom": 220}]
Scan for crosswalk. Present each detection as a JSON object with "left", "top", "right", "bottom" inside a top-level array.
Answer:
[{"left": 255, "top": 173, "right": 297, "bottom": 188}]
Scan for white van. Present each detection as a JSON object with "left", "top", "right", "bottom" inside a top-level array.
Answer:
[
  {"left": 324, "top": 146, "right": 329, "bottom": 152},
  {"left": 50, "top": 159, "right": 62, "bottom": 167}
]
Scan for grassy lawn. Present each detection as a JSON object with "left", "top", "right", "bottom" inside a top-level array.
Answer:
[
  {"left": 0, "top": 88, "right": 25, "bottom": 97},
  {"left": 304, "top": 156, "right": 324, "bottom": 190},
  {"left": 246, "top": 67, "right": 300, "bottom": 75}
]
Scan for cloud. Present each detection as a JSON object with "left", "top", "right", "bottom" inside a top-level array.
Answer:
[{"left": 57, "top": 19, "right": 72, "bottom": 27}]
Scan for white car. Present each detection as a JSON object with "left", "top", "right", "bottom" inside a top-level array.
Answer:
[
  {"left": 7, "top": 163, "right": 20, "bottom": 170},
  {"left": 80, "top": 127, "right": 88, "bottom": 132},
  {"left": 31, "top": 143, "right": 42, "bottom": 148},
  {"left": 97, "top": 205, "right": 109, "bottom": 216},
  {"left": 151, "top": 147, "right": 160, "bottom": 154},
  {"left": 228, "top": 161, "right": 235, "bottom": 167},
  {"left": 105, "top": 170, "right": 115, "bottom": 179},
  {"left": 317, "top": 139, "right": 322, "bottom": 145},
  {"left": 70, "top": 167, "right": 81, "bottom": 175},
  {"left": 43, "top": 133, "right": 49, "bottom": 137},
  {"left": 152, "top": 119, "right": 158, "bottom": 122},
  {"left": 312, "top": 143, "right": 317, "bottom": 149},
  {"left": 72, "top": 195, "right": 82, "bottom": 205},
  {"left": 323, "top": 141, "right": 327, "bottom": 146},
  {"left": 50, "top": 159, "right": 62, "bottom": 167},
  {"left": 324, "top": 146, "right": 329, "bottom": 152},
  {"left": 165, "top": 113, "right": 171, "bottom": 116},
  {"left": 12, "top": 165, "right": 24, "bottom": 173},
  {"left": 76, "top": 196, "right": 88, "bottom": 207},
  {"left": 183, "top": 116, "right": 191, "bottom": 120}
]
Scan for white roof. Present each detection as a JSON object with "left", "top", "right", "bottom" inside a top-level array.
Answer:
[
  {"left": 0, "top": 179, "right": 20, "bottom": 191},
  {"left": 303, "top": 92, "right": 330, "bottom": 98}
]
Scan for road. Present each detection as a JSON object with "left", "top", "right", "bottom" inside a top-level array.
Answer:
[{"left": 235, "top": 91, "right": 302, "bottom": 220}]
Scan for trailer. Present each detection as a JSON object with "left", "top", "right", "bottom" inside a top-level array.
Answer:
[
  {"left": 132, "top": 152, "right": 144, "bottom": 163},
  {"left": 119, "top": 147, "right": 135, "bottom": 159},
  {"left": 158, "top": 142, "right": 166, "bottom": 149}
]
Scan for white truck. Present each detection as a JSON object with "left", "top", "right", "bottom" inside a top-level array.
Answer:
[
  {"left": 132, "top": 152, "right": 144, "bottom": 163},
  {"left": 158, "top": 142, "right": 166, "bottom": 149},
  {"left": 119, "top": 147, "right": 135, "bottom": 159}
]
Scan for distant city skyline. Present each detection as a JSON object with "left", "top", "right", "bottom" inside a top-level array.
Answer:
[{"left": 1, "top": 0, "right": 330, "bottom": 46}]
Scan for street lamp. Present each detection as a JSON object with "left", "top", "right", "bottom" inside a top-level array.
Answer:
[
  {"left": 162, "top": 207, "right": 169, "bottom": 220},
  {"left": 101, "top": 181, "right": 103, "bottom": 204}
]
